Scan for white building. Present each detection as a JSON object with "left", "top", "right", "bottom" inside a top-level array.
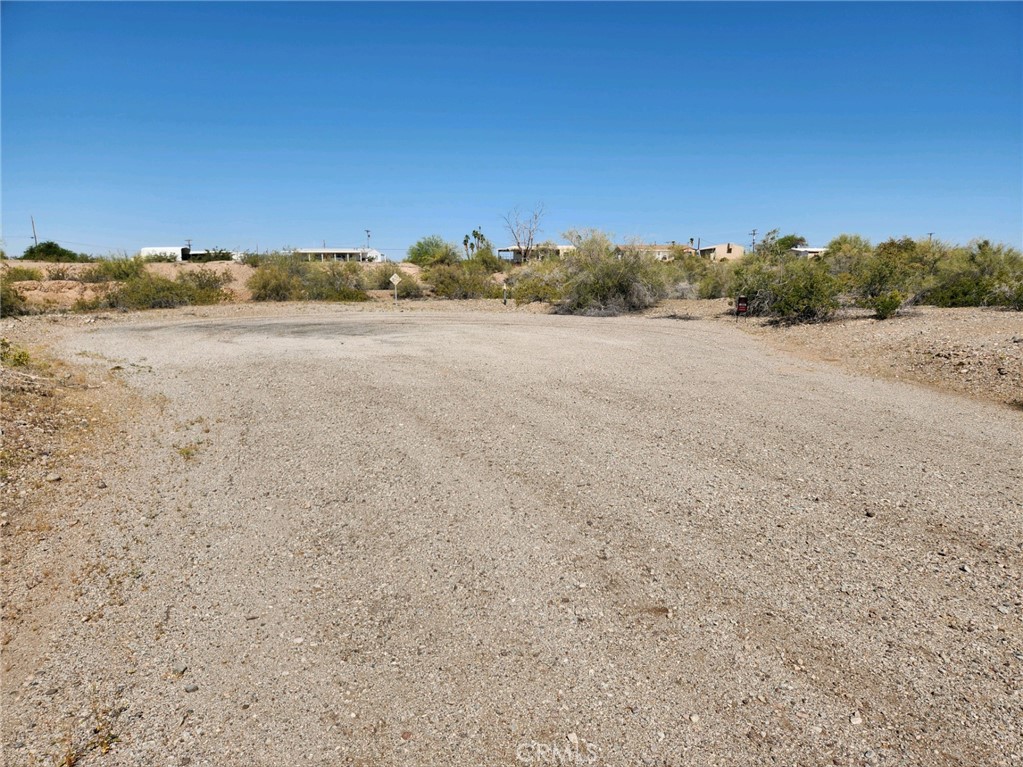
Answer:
[
  {"left": 787, "top": 246, "right": 827, "bottom": 259},
  {"left": 293, "top": 248, "right": 384, "bottom": 263}
]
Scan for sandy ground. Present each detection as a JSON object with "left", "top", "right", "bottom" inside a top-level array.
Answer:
[{"left": 1, "top": 304, "right": 1021, "bottom": 766}]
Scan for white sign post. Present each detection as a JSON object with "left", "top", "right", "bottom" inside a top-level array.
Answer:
[{"left": 389, "top": 273, "right": 402, "bottom": 305}]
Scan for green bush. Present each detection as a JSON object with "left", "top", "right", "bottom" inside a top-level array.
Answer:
[
  {"left": 468, "top": 246, "right": 507, "bottom": 275},
  {"left": 509, "top": 259, "right": 567, "bottom": 305},
  {"left": 21, "top": 241, "right": 92, "bottom": 262},
  {"left": 362, "top": 263, "right": 402, "bottom": 290},
  {"left": 407, "top": 235, "right": 461, "bottom": 267},
  {"left": 871, "top": 291, "right": 906, "bottom": 319},
  {"left": 730, "top": 255, "right": 839, "bottom": 322},
  {"left": 247, "top": 257, "right": 307, "bottom": 301},
  {"left": 46, "top": 265, "right": 74, "bottom": 280},
  {"left": 101, "top": 269, "right": 231, "bottom": 310},
  {"left": 175, "top": 268, "right": 234, "bottom": 304},
  {"left": 730, "top": 257, "right": 777, "bottom": 316},
  {"left": 189, "top": 248, "right": 235, "bottom": 263},
  {"left": 79, "top": 257, "right": 146, "bottom": 283},
  {"left": 923, "top": 240, "right": 1023, "bottom": 309},
  {"left": 0, "top": 338, "right": 31, "bottom": 367},
  {"left": 768, "top": 259, "right": 840, "bottom": 323},
  {"left": 1, "top": 278, "right": 28, "bottom": 317},
  {"left": 426, "top": 262, "right": 501, "bottom": 299},
  {"left": 3, "top": 266, "right": 43, "bottom": 282},
  {"left": 557, "top": 251, "right": 667, "bottom": 315},
  {"left": 696, "top": 261, "right": 733, "bottom": 299},
  {"left": 304, "top": 262, "right": 368, "bottom": 302},
  {"left": 395, "top": 273, "right": 424, "bottom": 299}
]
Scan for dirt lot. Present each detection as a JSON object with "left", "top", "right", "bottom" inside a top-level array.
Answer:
[{"left": 2, "top": 303, "right": 1021, "bottom": 766}]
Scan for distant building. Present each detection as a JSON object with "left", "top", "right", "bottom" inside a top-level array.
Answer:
[
  {"left": 139, "top": 246, "right": 245, "bottom": 262},
  {"left": 498, "top": 243, "right": 576, "bottom": 263},
  {"left": 140, "top": 246, "right": 190, "bottom": 261},
  {"left": 615, "top": 243, "right": 695, "bottom": 261},
  {"left": 697, "top": 242, "right": 745, "bottom": 261},
  {"left": 294, "top": 248, "right": 383, "bottom": 263},
  {"left": 787, "top": 246, "right": 827, "bottom": 259}
]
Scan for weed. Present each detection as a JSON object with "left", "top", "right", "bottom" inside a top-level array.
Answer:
[
  {"left": 176, "top": 441, "right": 201, "bottom": 460},
  {"left": 47, "top": 265, "right": 74, "bottom": 280},
  {"left": 3, "top": 266, "right": 43, "bottom": 281},
  {"left": 1, "top": 338, "right": 31, "bottom": 367},
  {"left": 1, "top": 276, "right": 28, "bottom": 317},
  {"left": 78, "top": 257, "right": 146, "bottom": 283},
  {"left": 304, "top": 262, "right": 369, "bottom": 302},
  {"left": 426, "top": 262, "right": 502, "bottom": 299}
]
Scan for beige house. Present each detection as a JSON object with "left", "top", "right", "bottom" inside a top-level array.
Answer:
[
  {"left": 615, "top": 243, "right": 695, "bottom": 261},
  {"left": 697, "top": 242, "right": 745, "bottom": 261}
]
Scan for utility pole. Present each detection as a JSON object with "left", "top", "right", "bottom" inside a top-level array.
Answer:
[
  {"left": 927, "top": 232, "right": 934, "bottom": 243},
  {"left": 185, "top": 238, "right": 192, "bottom": 249},
  {"left": 749, "top": 228, "right": 758, "bottom": 254},
  {"left": 31, "top": 216, "right": 38, "bottom": 247}
]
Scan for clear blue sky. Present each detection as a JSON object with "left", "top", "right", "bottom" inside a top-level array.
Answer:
[{"left": 3, "top": 1, "right": 1021, "bottom": 258}]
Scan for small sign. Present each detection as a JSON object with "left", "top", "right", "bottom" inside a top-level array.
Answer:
[
  {"left": 389, "top": 273, "right": 402, "bottom": 286},
  {"left": 736, "top": 295, "right": 748, "bottom": 315}
]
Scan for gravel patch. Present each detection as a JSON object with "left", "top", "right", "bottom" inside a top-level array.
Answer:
[{"left": 2, "top": 304, "right": 1020, "bottom": 766}]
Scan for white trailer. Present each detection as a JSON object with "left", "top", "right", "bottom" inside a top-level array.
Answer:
[{"left": 140, "top": 246, "right": 190, "bottom": 261}]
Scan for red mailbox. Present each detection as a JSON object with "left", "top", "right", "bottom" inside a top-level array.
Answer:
[{"left": 736, "top": 295, "right": 749, "bottom": 316}]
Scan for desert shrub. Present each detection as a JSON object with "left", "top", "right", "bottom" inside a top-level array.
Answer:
[
  {"left": 46, "top": 265, "right": 74, "bottom": 280},
  {"left": 730, "top": 257, "right": 777, "bottom": 316},
  {"left": 923, "top": 240, "right": 1023, "bottom": 309},
  {"left": 395, "top": 273, "right": 424, "bottom": 298},
  {"left": 239, "top": 252, "right": 265, "bottom": 267},
  {"left": 175, "top": 268, "right": 233, "bottom": 303},
  {"left": 247, "top": 256, "right": 307, "bottom": 301},
  {"left": 426, "top": 262, "right": 501, "bottom": 299},
  {"left": 79, "top": 257, "right": 146, "bottom": 283},
  {"left": 508, "top": 259, "right": 567, "bottom": 305},
  {"left": 730, "top": 255, "right": 839, "bottom": 322},
  {"left": 407, "top": 235, "right": 461, "bottom": 267},
  {"left": 101, "top": 269, "right": 231, "bottom": 310},
  {"left": 362, "top": 263, "right": 402, "bottom": 290},
  {"left": 768, "top": 259, "right": 840, "bottom": 323},
  {"left": 3, "top": 266, "right": 43, "bottom": 282},
  {"left": 141, "top": 253, "right": 178, "bottom": 263},
  {"left": 304, "top": 262, "right": 368, "bottom": 302},
  {"left": 21, "top": 241, "right": 92, "bottom": 262},
  {"left": 0, "top": 278, "right": 28, "bottom": 317},
  {"left": 558, "top": 254, "right": 667, "bottom": 315},
  {"left": 189, "top": 248, "right": 235, "bottom": 263},
  {"left": 103, "top": 274, "right": 188, "bottom": 310},
  {"left": 697, "top": 261, "right": 734, "bottom": 299},
  {"left": 556, "top": 235, "right": 668, "bottom": 315},
  {"left": 0, "top": 338, "right": 31, "bottom": 367},
  {"left": 469, "top": 246, "right": 507, "bottom": 274},
  {"left": 871, "top": 291, "right": 905, "bottom": 320}
]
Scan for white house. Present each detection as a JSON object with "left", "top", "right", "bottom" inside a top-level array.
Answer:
[
  {"left": 293, "top": 248, "right": 383, "bottom": 263},
  {"left": 140, "top": 246, "right": 190, "bottom": 261},
  {"left": 787, "top": 246, "right": 827, "bottom": 259},
  {"left": 139, "top": 246, "right": 245, "bottom": 262}
]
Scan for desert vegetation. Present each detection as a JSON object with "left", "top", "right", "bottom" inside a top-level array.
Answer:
[{"left": 3, "top": 229, "right": 1020, "bottom": 321}]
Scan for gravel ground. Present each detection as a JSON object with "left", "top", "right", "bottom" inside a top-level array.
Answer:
[{"left": 2, "top": 304, "right": 1021, "bottom": 767}]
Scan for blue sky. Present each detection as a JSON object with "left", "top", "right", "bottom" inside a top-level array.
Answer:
[{"left": 2, "top": 1, "right": 1021, "bottom": 258}]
